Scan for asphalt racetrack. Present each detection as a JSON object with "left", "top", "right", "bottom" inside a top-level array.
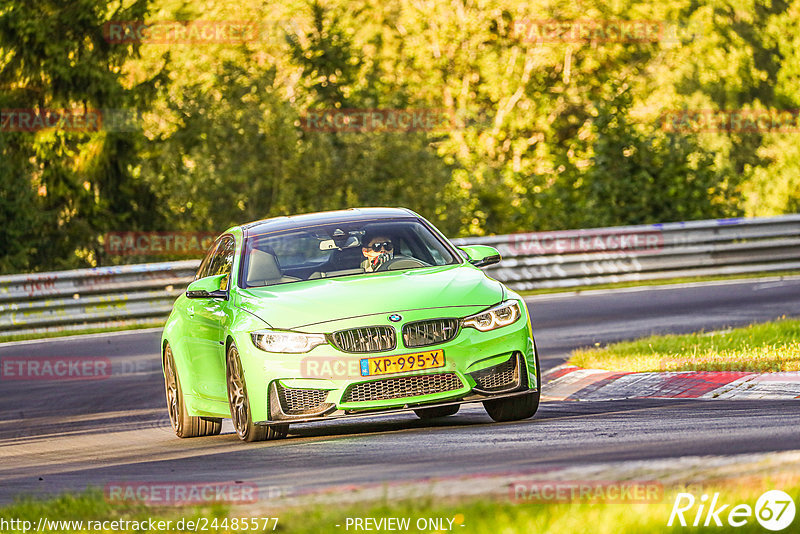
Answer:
[{"left": 2, "top": 277, "right": 800, "bottom": 504}]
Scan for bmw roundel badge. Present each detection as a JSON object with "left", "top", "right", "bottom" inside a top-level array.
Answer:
[{"left": 388, "top": 314, "right": 402, "bottom": 323}]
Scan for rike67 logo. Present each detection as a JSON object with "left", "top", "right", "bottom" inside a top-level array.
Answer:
[{"left": 669, "top": 490, "right": 796, "bottom": 531}]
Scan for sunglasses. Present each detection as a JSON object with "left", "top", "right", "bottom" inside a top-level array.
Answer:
[{"left": 368, "top": 241, "right": 393, "bottom": 252}]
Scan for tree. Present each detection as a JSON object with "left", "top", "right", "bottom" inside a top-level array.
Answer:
[{"left": 0, "top": 0, "right": 166, "bottom": 270}]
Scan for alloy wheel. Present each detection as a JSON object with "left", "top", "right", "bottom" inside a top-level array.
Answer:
[{"left": 226, "top": 345, "right": 249, "bottom": 438}]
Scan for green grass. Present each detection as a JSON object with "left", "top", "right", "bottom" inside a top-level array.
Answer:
[
  {"left": 0, "top": 321, "right": 164, "bottom": 344},
  {"left": 569, "top": 317, "right": 800, "bottom": 373},
  {"left": 2, "top": 480, "right": 799, "bottom": 533},
  {"left": 519, "top": 270, "right": 800, "bottom": 296}
]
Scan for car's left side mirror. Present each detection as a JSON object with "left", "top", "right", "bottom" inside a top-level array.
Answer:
[
  {"left": 458, "top": 245, "right": 502, "bottom": 268},
  {"left": 186, "top": 274, "right": 229, "bottom": 299}
]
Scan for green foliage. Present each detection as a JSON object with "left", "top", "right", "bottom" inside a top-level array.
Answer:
[
  {"left": 2, "top": 0, "right": 799, "bottom": 272},
  {"left": 0, "top": 132, "right": 42, "bottom": 273},
  {"left": 288, "top": 1, "right": 363, "bottom": 108},
  {"left": 576, "top": 89, "right": 741, "bottom": 227},
  {"left": 0, "top": 0, "right": 165, "bottom": 271}
]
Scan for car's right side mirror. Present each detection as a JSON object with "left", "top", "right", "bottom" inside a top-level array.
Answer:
[
  {"left": 186, "top": 274, "right": 229, "bottom": 299},
  {"left": 458, "top": 245, "right": 502, "bottom": 268}
]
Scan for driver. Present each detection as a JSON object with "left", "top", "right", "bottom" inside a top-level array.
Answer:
[{"left": 361, "top": 235, "right": 394, "bottom": 272}]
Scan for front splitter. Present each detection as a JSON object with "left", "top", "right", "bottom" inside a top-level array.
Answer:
[{"left": 255, "top": 388, "right": 538, "bottom": 426}]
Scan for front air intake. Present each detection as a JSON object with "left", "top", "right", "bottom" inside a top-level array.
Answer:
[
  {"left": 275, "top": 384, "right": 333, "bottom": 416},
  {"left": 470, "top": 354, "right": 521, "bottom": 394},
  {"left": 342, "top": 373, "right": 463, "bottom": 403}
]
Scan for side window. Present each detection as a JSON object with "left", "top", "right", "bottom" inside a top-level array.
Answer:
[
  {"left": 195, "top": 240, "right": 221, "bottom": 280},
  {"left": 209, "top": 236, "right": 236, "bottom": 289}
]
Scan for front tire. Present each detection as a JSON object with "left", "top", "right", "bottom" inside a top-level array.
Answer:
[
  {"left": 226, "top": 343, "right": 288, "bottom": 442},
  {"left": 163, "top": 343, "right": 222, "bottom": 438},
  {"left": 483, "top": 349, "right": 541, "bottom": 423}
]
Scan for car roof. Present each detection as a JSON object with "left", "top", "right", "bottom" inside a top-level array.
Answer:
[{"left": 241, "top": 207, "right": 419, "bottom": 237}]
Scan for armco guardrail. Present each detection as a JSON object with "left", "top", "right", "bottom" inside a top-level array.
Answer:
[
  {"left": 0, "top": 261, "right": 199, "bottom": 336},
  {"left": 451, "top": 214, "right": 800, "bottom": 291},
  {"left": 1, "top": 215, "right": 799, "bottom": 336}
]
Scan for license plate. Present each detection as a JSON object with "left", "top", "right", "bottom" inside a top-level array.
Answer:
[{"left": 360, "top": 349, "right": 445, "bottom": 377}]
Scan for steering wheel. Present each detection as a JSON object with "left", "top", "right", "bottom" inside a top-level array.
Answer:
[{"left": 376, "top": 256, "right": 429, "bottom": 271}]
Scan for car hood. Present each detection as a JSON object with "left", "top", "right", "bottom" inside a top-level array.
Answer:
[{"left": 235, "top": 265, "right": 505, "bottom": 330}]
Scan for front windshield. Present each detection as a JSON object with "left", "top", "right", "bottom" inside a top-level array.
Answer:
[{"left": 240, "top": 219, "right": 459, "bottom": 288}]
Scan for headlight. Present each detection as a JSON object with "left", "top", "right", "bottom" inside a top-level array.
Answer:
[
  {"left": 251, "top": 330, "right": 327, "bottom": 353},
  {"left": 462, "top": 301, "right": 521, "bottom": 332}
]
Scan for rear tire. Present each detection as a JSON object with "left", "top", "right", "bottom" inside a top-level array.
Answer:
[
  {"left": 163, "top": 343, "right": 222, "bottom": 438},
  {"left": 226, "top": 343, "right": 288, "bottom": 442},
  {"left": 483, "top": 349, "right": 541, "bottom": 423},
  {"left": 414, "top": 404, "right": 460, "bottom": 419}
]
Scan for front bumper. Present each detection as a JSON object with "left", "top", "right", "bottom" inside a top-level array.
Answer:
[
  {"left": 234, "top": 303, "right": 538, "bottom": 424},
  {"left": 261, "top": 390, "right": 536, "bottom": 425},
  {"left": 262, "top": 351, "right": 533, "bottom": 424}
]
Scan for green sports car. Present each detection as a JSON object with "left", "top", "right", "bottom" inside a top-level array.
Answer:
[{"left": 161, "top": 207, "right": 540, "bottom": 442}]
